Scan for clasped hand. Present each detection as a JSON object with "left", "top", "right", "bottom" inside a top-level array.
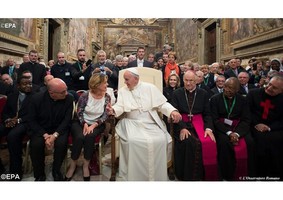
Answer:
[
  {"left": 83, "top": 123, "right": 97, "bottom": 136},
  {"left": 44, "top": 133, "right": 55, "bottom": 150},
  {"left": 229, "top": 132, "right": 239, "bottom": 145},
  {"left": 5, "top": 117, "right": 17, "bottom": 128}
]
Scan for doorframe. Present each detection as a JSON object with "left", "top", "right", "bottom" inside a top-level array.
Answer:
[{"left": 198, "top": 19, "right": 221, "bottom": 65}]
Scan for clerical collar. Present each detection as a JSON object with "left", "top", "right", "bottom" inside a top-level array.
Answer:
[
  {"left": 19, "top": 91, "right": 26, "bottom": 96},
  {"left": 58, "top": 61, "right": 66, "bottom": 66},
  {"left": 29, "top": 61, "right": 36, "bottom": 65},
  {"left": 186, "top": 86, "right": 197, "bottom": 93},
  {"left": 224, "top": 95, "right": 234, "bottom": 100}
]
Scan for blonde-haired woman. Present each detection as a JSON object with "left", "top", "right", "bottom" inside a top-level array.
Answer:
[{"left": 65, "top": 72, "right": 111, "bottom": 181}]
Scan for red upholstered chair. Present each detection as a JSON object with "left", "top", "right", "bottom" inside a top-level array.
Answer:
[{"left": 0, "top": 95, "right": 7, "bottom": 123}]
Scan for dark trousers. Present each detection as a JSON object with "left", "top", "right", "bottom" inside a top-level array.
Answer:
[
  {"left": 0, "top": 123, "right": 28, "bottom": 176},
  {"left": 252, "top": 129, "right": 283, "bottom": 180},
  {"left": 70, "top": 121, "right": 105, "bottom": 160},
  {"left": 216, "top": 133, "right": 255, "bottom": 180},
  {"left": 30, "top": 133, "right": 68, "bottom": 179}
]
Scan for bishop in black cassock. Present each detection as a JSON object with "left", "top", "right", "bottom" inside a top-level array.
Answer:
[
  {"left": 210, "top": 78, "right": 255, "bottom": 180},
  {"left": 171, "top": 71, "right": 215, "bottom": 181}
]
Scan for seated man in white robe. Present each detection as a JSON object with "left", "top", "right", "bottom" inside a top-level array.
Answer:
[{"left": 107, "top": 68, "right": 181, "bottom": 181}]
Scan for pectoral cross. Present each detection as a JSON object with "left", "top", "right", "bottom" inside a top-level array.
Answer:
[
  {"left": 260, "top": 99, "right": 274, "bottom": 120},
  {"left": 188, "top": 113, "right": 193, "bottom": 122}
]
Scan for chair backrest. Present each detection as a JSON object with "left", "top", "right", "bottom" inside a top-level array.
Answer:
[
  {"left": 0, "top": 96, "right": 7, "bottom": 123},
  {"left": 118, "top": 67, "right": 163, "bottom": 91}
]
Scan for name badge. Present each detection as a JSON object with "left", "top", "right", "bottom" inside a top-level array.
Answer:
[
  {"left": 170, "top": 70, "right": 176, "bottom": 74},
  {"left": 65, "top": 71, "right": 70, "bottom": 76},
  {"left": 224, "top": 118, "right": 233, "bottom": 126},
  {"left": 79, "top": 76, "right": 85, "bottom": 80}
]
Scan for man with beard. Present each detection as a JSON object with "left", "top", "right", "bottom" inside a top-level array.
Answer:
[{"left": 70, "top": 49, "right": 94, "bottom": 91}]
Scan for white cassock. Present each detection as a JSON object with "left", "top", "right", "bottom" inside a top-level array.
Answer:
[{"left": 113, "top": 81, "right": 176, "bottom": 181}]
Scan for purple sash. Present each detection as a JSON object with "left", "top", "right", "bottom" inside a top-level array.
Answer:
[
  {"left": 181, "top": 114, "right": 218, "bottom": 180},
  {"left": 219, "top": 118, "right": 248, "bottom": 180}
]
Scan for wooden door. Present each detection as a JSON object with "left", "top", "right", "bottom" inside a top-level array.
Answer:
[{"left": 205, "top": 23, "right": 216, "bottom": 64}]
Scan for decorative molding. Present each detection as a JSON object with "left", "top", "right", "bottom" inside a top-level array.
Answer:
[
  {"left": 110, "top": 18, "right": 158, "bottom": 26},
  {"left": 232, "top": 27, "right": 283, "bottom": 49},
  {"left": 0, "top": 31, "right": 30, "bottom": 47}
]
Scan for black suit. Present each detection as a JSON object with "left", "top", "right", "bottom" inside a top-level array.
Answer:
[
  {"left": 211, "top": 86, "right": 223, "bottom": 95},
  {"left": 18, "top": 62, "right": 46, "bottom": 87},
  {"left": 224, "top": 67, "right": 246, "bottom": 79},
  {"left": 28, "top": 91, "right": 74, "bottom": 179},
  {"left": 204, "top": 73, "right": 215, "bottom": 89},
  {"left": 0, "top": 90, "right": 34, "bottom": 176},
  {"left": 70, "top": 61, "right": 94, "bottom": 91},
  {"left": 51, "top": 62, "right": 74, "bottom": 90},
  {"left": 1, "top": 66, "right": 18, "bottom": 81},
  {"left": 127, "top": 59, "right": 153, "bottom": 68},
  {"left": 238, "top": 84, "right": 256, "bottom": 96},
  {"left": 0, "top": 82, "right": 13, "bottom": 96}
]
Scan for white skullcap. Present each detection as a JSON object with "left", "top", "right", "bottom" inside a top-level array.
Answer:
[{"left": 126, "top": 68, "right": 139, "bottom": 76}]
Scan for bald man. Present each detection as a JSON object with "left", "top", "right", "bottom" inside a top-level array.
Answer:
[
  {"left": 29, "top": 78, "right": 74, "bottom": 181},
  {"left": 210, "top": 77, "right": 255, "bottom": 180}
]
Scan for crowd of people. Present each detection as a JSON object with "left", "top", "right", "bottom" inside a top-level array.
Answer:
[{"left": 0, "top": 45, "right": 283, "bottom": 181}]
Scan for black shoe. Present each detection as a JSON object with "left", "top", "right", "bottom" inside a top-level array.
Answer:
[
  {"left": 83, "top": 176, "right": 90, "bottom": 181},
  {"left": 35, "top": 175, "right": 46, "bottom": 181},
  {"left": 52, "top": 170, "right": 64, "bottom": 181},
  {"left": 64, "top": 176, "right": 73, "bottom": 181}
]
